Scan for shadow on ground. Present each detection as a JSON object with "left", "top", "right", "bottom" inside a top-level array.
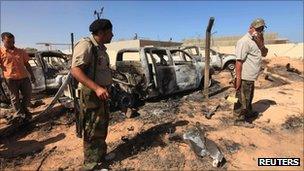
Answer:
[
  {"left": 0, "top": 133, "right": 65, "bottom": 158},
  {"left": 252, "top": 99, "right": 277, "bottom": 113},
  {"left": 106, "top": 120, "right": 189, "bottom": 166}
]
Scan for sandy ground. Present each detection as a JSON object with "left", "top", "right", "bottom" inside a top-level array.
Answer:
[{"left": 0, "top": 56, "right": 303, "bottom": 170}]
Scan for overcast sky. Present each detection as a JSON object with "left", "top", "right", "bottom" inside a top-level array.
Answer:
[{"left": 1, "top": 1, "right": 303, "bottom": 50}]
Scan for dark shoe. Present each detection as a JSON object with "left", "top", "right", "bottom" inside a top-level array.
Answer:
[
  {"left": 104, "top": 152, "right": 115, "bottom": 161},
  {"left": 24, "top": 109, "right": 33, "bottom": 121},
  {"left": 246, "top": 111, "right": 260, "bottom": 118},
  {"left": 235, "top": 114, "right": 246, "bottom": 121}
]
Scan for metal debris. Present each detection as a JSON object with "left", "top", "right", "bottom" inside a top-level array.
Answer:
[
  {"left": 223, "top": 140, "right": 241, "bottom": 154},
  {"left": 286, "top": 63, "right": 301, "bottom": 75},
  {"left": 36, "top": 146, "right": 57, "bottom": 171},
  {"left": 202, "top": 104, "right": 220, "bottom": 119},
  {"left": 182, "top": 123, "right": 225, "bottom": 167}
]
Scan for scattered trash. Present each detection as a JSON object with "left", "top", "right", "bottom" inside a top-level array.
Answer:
[
  {"left": 182, "top": 123, "right": 225, "bottom": 167},
  {"left": 127, "top": 126, "right": 134, "bottom": 131},
  {"left": 278, "top": 91, "right": 287, "bottom": 95},
  {"left": 187, "top": 113, "right": 195, "bottom": 118},
  {"left": 219, "top": 116, "right": 235, "bottom": 127},
  {"left": 259, "top": 126, "right": 273, "bottom": 134},
  {"left": 281, "top": 115, "right": 304, "bottom": 131},
  {"left": 234, "top": 120, "right": 255, "bottom": 128},
  {"left": 264, "top": 74, "right": 275, "bottom": 82},
  {"left": 249, "top": 143, "right": 257, "bottom": 149},
  {"left": 222, "top": 140, "right": 241, "bottom": 154},
  {"left": 267, "top": 65, "right": 303, "bottom": 82},
  {"left": 30, "top": 100, "right": 45, "bottom": 108},
  {"left": 202, "top": 104, "right": 220, "bottom": 119},
  {"left": 286, "top": 63, "right": 301, "bottom": 75},
  {"left": 226, "top": 95, "right": 238, "bottom": 104},
  {"left": 152, "top": 109, "right": 165, "bottom": 116}
]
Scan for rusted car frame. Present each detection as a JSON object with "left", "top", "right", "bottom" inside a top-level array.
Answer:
[{"left": 113, "top": 46, "right": 213, "bottom": 104}]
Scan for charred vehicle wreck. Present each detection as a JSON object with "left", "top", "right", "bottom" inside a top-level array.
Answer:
[
  {"left": 110, "top": 46, "right": 214, "bottom": 109},
  {"left": 182, "top": 46, "right": 236, "bottom": 72},
  {"left": 1, "top": 47, "right": 214, "bottom": 112},
  {"left": 0, "top": 50, "right": 70, "bottom": 104}
]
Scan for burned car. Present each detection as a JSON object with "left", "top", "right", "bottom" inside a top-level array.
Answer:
[
  {"left": 182, "top": 46, "right": 236, "bottom": 71},
  {"left": 111, "top": 46, "right": 214, "bottom": 108},
  {"left": 0, "top": 50, "right": 70, "bottom": 103},
  {"left": 28, "top": 50, "right": 70, "bottom": 93}
]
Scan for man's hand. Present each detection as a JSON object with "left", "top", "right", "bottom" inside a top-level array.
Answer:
[
  {"left": 95, "top": 86, "right": 110, "bottom": 100},
  {"left": 235, "top": 60, "right": 243, "bottom": 90},
  {"left": 252, "top": 32, "right": 264, "bottom": 47},
  {"left": 260, "top": 46, "right": 268, "bottom": 57},
  {"left": 253, "top": 32, "right": 268, "bottom": 57},
  {"left": 234, "top": 78, "right": 241, "bottom": 90}
]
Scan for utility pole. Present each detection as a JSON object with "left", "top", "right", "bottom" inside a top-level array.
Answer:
[
  {"left": 94, "top": 7, "right": 104, "bottom": 19},
  {"left": 203, "top": 17, "right": 215, "bottom": 100},
  {"left": 71, "top": 33, "right": 74, "bottom": 54}
]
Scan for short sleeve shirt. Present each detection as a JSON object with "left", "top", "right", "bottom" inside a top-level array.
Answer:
[
  {"left": 235, "top": 33, "right": 262, "bottom": 81},
  {"left": 71, "top": 35, "right": 112, "bottom": 86},
  {"left": 0, "top": 47, "right": 30, "bottom": 79}
]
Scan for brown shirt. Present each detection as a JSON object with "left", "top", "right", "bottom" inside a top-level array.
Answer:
[
  {"left": 0, "top": 47, "right": 30, "bottom": 79},
  {"left": 71, "top": 35, "right": 112, "bottom": 87}
]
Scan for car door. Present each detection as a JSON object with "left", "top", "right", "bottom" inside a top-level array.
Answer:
[
  {"left": 145, "top": 48, "right": 177, "bottom": 96},
  {"left": 182, "top": 46, "right": 200, "bottom": 56},
  {"left": 170, "top": 50, "right": 198, "bottom": 91},
  {"left": 30, "top": 53, "right": 46, "bottom": 93}
]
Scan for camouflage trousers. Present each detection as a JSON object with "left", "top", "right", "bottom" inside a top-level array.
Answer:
[
  {"left": 233, "top": 80, "right": 255, "bottom": 118},
  {"left": 83, "top": 101, "right": 109, "bottom": 170}
]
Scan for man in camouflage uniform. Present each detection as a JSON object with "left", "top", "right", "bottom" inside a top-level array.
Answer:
[
  {"left": 71, "top": 19, "right": 114, "bottom": 170},
  {"left": 233, "top": 18, "right": 268, "bottom": 123}
]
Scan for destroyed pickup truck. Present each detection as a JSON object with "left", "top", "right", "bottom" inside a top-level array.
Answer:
[
  {"left": 0, "top": 50, "right": 70, "bottom": 103},
  {"left": 182, "top": 46, "right": 236, "bottom": 71},
  {"left": 111, "top": 46, "right": 214, "bottom": 108}
]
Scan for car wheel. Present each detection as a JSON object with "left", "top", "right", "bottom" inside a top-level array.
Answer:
[{"left": 226, "top": 61, "right": 235, "bottom": 71}]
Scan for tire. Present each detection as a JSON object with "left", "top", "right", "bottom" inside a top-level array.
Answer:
[{"left": 226, "top": 61, "right": 235, "bottom": 71}]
